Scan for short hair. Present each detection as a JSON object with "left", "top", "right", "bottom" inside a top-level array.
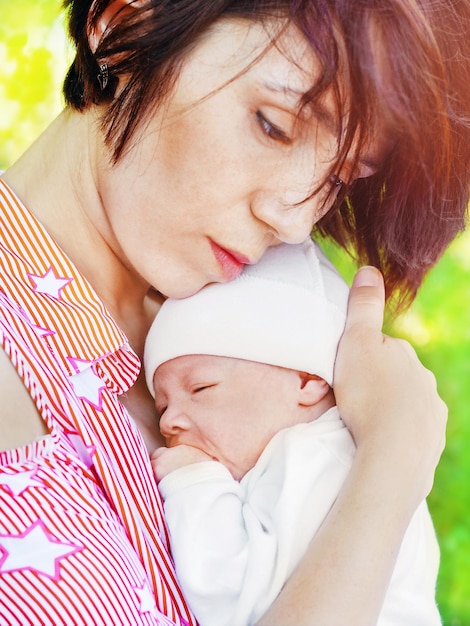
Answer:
[{"left": 63, "top": 0, "right": 470, "bottom": 306}]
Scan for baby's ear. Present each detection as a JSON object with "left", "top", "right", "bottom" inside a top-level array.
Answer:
[{"left": 297, "top": 373, "right": 330, "bottom": 406}]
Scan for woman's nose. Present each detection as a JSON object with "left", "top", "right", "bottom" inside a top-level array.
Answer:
[{"left": 250, "top": 190, "right": 326, "bottom": 244}]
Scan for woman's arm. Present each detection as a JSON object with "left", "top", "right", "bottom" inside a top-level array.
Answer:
[
  {"left": 258, "top": 267, "right": 446, "bottom": 626},
  {"left": 0, "top": 344, "right": 49, "bottom": 452}
]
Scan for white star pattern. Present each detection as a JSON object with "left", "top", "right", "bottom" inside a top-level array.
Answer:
[
  {"left": 68, "top": 358, "right": 106, "bottom": 410},
  {"left": 28, "top": 267, "right": 73, "bottom": 300},
  {"left": 134, "top": 583, "right": 158, "bottom": 616},
  {"left": 32, "top": 322, "right": 56, "bottom": 338},
  {"left": 0, "top": 520, "right": 83, "bottom": 580},
  {"left": 16, "top": 303, "right": 55, "bottom": 337},
  {"left": 66, "top": 432, "right": 96, "bottom": 469},
  {"left": 0, "top": 469, "right": 46, "bottom": 497},
  {"left": 0, "top": 290, "right": 55, "bottom": 337}
]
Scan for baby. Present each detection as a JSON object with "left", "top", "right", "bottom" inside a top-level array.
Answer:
[{"left": 145, "top": 240, "right": 441, "bottom": 626}]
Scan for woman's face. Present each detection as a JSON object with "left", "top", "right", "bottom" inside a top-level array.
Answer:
[{"left": 97, "top": 18, "right": 380, "bottom": 298}]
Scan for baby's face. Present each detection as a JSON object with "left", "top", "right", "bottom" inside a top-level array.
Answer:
[{"left": 152, "top": 354, "right": 308, "bottom": 480}]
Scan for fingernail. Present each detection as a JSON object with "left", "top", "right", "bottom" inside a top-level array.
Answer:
[{"left": 353, "top": 266, "right": 381, "bottom": 287}]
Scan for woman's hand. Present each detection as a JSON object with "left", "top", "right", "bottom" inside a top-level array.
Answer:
[
  {"left": 151, "top": 445, "right": 213, "bottom": 482},
  {"left": 257, "top": 266, "right": 447, "bottom": 626},
  {"left": 334, "top": 266, "right": 447, "bottom": 503}
]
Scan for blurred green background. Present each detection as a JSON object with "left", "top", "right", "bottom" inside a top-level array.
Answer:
[{"left": 1, "top": 1, "right": 469, "bottom": 623}]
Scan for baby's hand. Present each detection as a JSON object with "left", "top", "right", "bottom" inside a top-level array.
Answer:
[{"left": 151, "top": 445, "right": 213, "bottom": 482}]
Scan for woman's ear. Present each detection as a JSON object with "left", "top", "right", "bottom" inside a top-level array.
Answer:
[
  {"left": 88, "top": 0, "right": 147, "bottom": 52},
  {"left": 297, "top": 373, "right": 330, "bottom": 407}
]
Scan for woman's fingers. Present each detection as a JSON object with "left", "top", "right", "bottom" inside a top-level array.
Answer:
[
  {"left": 342, "top": 266, "right": 386, "bottom": 335},
  {"left": 334, "top": 266, "right": 387, "bottom": 428},
  {"left": 334, "top": 265, "right": 447, "bottom": 501}
]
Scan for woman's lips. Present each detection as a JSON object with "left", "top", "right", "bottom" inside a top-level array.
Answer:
[{"left": 209, "top": 240, "right": 249, "bottom": 280}]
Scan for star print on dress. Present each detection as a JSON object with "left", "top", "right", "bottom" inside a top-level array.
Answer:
[
  {"left": 0, "top": 469, "right": 46, "bottom": 497},
  {"left": 17, "top": 306, "right": 55, "bottom": 338},
  {"left": 67, "top": 357, "right": 106, "bottom": 410},
  {"left": 134, "top": 582, "right": 159, "bottom": 616},
  {"left": 0, "top": 290, "right": 55, "bottom": 337},
  {"left": 28, "top": 267, "right": 73, "bottom": 300},
  {"left": 0, "top": 520, "right": 83, "bottom": 581},
  {"left": 66, "top": 431, "right": 96, "bottom": 469}
]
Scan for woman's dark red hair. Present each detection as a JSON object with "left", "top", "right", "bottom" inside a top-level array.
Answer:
[{"left": 63, "top": 0, "right": 470, "bottom": 306}]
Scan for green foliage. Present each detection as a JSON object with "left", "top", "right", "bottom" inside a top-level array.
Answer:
[
  {"left": 400, "top": 234, "right": 470, "bottom": 625},
  {"left": 1, "top": 2, "right": 469, "bottom": 623},
  {"left": 322, "top": 232, "right": 470, "bottom": 625},
  {"left": 0, "top": 0, "right": 68, "bottom": 169}
]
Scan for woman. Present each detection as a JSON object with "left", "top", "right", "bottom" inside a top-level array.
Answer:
[{"left": 0, "top": 0, "right": 468, "bottom": 624}]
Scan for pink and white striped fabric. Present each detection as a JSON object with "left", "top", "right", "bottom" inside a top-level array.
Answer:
[{"left": 0, "top": 178, "right": 196, "bottom": 626}]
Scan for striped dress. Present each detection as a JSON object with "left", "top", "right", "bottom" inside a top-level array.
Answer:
[{"left": 0, "top": 178, "right": 195, "bottom": 626}]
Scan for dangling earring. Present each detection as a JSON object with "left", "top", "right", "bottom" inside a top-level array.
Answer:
[{"left": 97, "top": 63, "right": 109, "bottom": 91}]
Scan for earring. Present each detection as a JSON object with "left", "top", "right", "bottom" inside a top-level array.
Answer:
[{"left": 97, "top": 63, "right": 109, "bottom": 91}]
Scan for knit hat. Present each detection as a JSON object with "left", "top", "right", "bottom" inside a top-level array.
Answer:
[{"left": 144, "top": 239, "right": 349, "bottom": 395}]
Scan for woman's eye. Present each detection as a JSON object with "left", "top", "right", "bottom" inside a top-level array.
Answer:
[{"left": 256, "top": 111, "right": 291, "bottom": 144}]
